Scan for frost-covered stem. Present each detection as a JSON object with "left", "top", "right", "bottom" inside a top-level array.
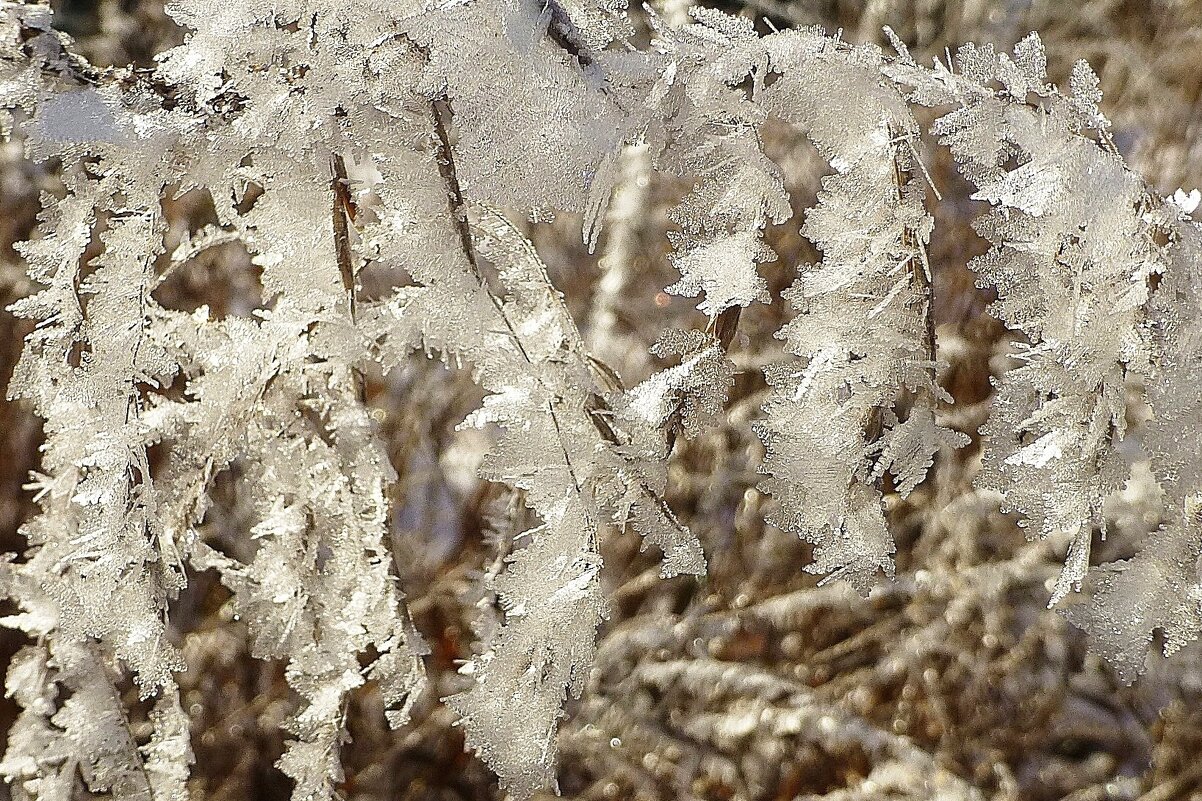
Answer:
[
  {"left": 387, "top": 91, "right": 704, "bottom": 794},
  {"left": 85, "top": 642, "right": 157, "bottom": 798},
  {"left": 887, "top": 38, "right": 1160, "bottom": 602},
  {"left": 632, "top": 15, "right": 786, "bottom": 462},
  {"left": 430, "top": 99, "right": 587, "bottom": 493},
  {"left": 754, "top": 35, "right": 965, "bottom": 592},
  {"left": 431, "top": 98, "right": 702, "bottom": 537},
  {"left": 1063, "top": 211, "right": 1202, "bottom": 679}
]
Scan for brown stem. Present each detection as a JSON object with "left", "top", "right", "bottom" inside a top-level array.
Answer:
[
  {"left": 712, "top": 305, "right": 742, "bottom": 351},
  {"left": 330, "top": 153, "right": 366, "bottom": 404},
  {"left": 330, "top": 153, "right": 357, "bottom": 322},
  {"left": 430, "top": 100, "right": 478, "bottom": 273},
  {"left": 429, "top": 99, "right": 587, "bottom": 496},
  {"left": 429, "top": 99, "right": 694, "bottom": 550}
]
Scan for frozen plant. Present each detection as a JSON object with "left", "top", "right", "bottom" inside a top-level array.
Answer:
[{"left": 0, "top": 1, "right": 1200, "bottom": 799}]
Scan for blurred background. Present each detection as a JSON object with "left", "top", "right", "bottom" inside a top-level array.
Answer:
[{"left": 3, "top": 1, "right": 1202, "bottom": 799}]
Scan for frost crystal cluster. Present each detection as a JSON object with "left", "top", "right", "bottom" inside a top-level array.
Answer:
[{"left": 0, "top": 1, "right": 1199, "bottom": 799}]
